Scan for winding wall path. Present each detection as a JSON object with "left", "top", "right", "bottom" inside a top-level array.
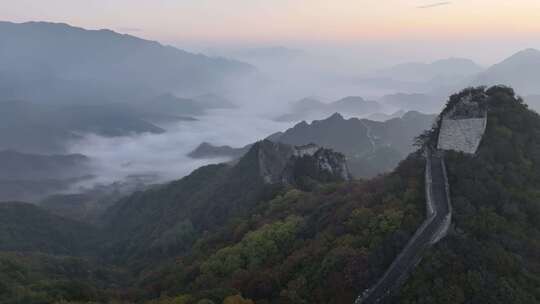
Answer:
[{"left": 355, "top": 150, "right": 452, "bottom": 304}]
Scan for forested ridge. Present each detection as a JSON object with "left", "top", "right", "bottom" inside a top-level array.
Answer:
[
  {"left": 399, "top": 86, "right": 540, "bottom": 303},
  {"left": 1, "top": 86, "right": 540, "bottom": 304}
]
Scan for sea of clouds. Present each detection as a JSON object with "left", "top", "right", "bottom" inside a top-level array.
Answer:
[{"left": 67, "top": 109, "right": 293, "bottom": 188}]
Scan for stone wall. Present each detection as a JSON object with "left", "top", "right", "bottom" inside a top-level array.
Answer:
[{"left": 437, "top": 117, "right": 487, "bottom": 154}]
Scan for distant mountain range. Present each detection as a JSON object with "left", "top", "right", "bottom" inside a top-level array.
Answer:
[
  {"left": 0, "top": 21, "right": 249, "bottom": 161},
  {"left": 375, "top": 57, "right": 484, "bottom": 83},
  {"left": 0, "top": 150, "right": 92, "bottom": 202},
  {"left": 214, "top": 46, "right": 306, "bottom": 62},
  {"left": 0, "top": 202, "right": 97, "bottom": 255},
  {"left": 0, "top": 100, "right": 164, "bottom": 154},
  {"left": 191, "top": 111, "right": 436, "bottom": 177},
  {"left": 347, "top": 58, "right": 484, "bottom": 95},
  {"left": 350, "top": 49, "right": 540, "bottom": 97},
  {"left": 276, "top": 96, "right": 383, "bottom": 122},
  {"left": 0, "top": 150, "right": 89, "bottom": 181},
  {"left": 0, "top": 21, "right": 255, "bottom": 102},
  {"left": 471, "top": 48, "right": 540, "bottom": 95},
  {"left": 378, "top": 93, "right": 442, "bottom": 113}
]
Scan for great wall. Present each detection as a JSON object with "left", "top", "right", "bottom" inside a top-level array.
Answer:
[{"left": 356, "top": 95, "right": 487, "bottom": 303}]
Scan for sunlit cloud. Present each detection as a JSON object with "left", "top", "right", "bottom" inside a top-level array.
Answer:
[{"left": 417, "top": 1, "right": 452, "bottom": 9}]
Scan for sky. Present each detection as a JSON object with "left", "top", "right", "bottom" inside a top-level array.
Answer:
[{"left": 2, "top": 0, "right": 540, "bottom": 64}]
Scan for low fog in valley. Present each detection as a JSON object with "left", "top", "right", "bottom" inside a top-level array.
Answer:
[
  {"left": 3, "top": 3, "right": 540, "bottom": 301},
  {"left": 2, "top": 21, "right": 540, "bottom": 203}
]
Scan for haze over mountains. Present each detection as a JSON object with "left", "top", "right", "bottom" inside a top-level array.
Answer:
[
  {"left": 373, "top": 57, "right": 484, "bottom": 83},
  {"left": 2, "top": 20, "right": 540, "bottom": 202},
  {"left": 190, "top": 111, "right": 436, "bottom": 177},
  {"left": 472, "top": 48, "right": 540, "bottom": 95},
  {"left": 0, "top": 21, "right": 255, "bottom": 102},
  {"left": 276, "top": 96, "right": 383, "bottom": 122},
  {"left": 2, "top": 86, "right": 540, "bottom": 304},
  {"left": 1, "top": 12, "right": 540, "bottom": 304}
]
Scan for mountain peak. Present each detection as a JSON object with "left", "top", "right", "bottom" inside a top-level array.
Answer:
[
  {"left": 327, "top": 112, "right": 345, "bottom": 121},
  {"left": 242, "top": 140, "right": 349, "bottom": 186},
  {"left": 494, "top": 48, "right": 540, "bottom": 67}
]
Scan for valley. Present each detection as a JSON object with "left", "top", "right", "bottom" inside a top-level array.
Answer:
[{"left": 1, "top": 9, "right": 540, "bottom": 303}]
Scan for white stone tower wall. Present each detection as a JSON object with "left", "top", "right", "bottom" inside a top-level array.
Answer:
[{"left": 437, "top": 117, "right": 487, "bottom": 154}]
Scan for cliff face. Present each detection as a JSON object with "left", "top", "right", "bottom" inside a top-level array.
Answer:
[{"left": 251, "top": 140, "right": 350, "bottom": 187}]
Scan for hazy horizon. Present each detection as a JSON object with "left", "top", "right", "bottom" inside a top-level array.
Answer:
[
  {"left": 2, "top": 1, "right": 540, "bottom": 200},
  {"left": 2, "top": 1, "right": 540, "bottom": 67}
]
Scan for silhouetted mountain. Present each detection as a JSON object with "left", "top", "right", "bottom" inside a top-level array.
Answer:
[
  {"left": 332, "top": 96, "right": 382, "bottom": 114},
  {"left": 0, "top": 21, "right": 255, "bottom": 103},
  {"left": 0, "top": 150, "right": 93, "bottom": 202},
  {"left": 188, "top": 142, "right": 251, "bottom": 159},
  {"left": 0, "top": 150, "right": 91, "bottom": 201},
  {"left": 0, "top": 202, "right": 97, "bottom": 255},
  {"left": 473, "top": 48, "right": 540, "bottom": 95},
  {"left": 0, "top": 150, "right": 89, "bottom": 181},
  {"left": 379, "top": 93, "right": 442, "bottom": 113},
  {"left": 376, "top": 57, "right": 484, "bottom": 83},
  {"left": 275, "top": 112, "right": 435, "bottom": 177},
  {"left": 367, "top": 110, "right": 406, "bottom": 122},
  {"left": 39, "top": 178, "right": 151, "bottom": 225},
  {"left": 193, "top": 111, "right": 435, "bottom": 177},
  {"left": 276, "top": 96, "right": 383, "bottom": 122},
  {"left": 0, "top": 100, "right": 164, "bottom": 153}
]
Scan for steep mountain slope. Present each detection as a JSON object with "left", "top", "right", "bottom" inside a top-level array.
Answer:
[
  {"left": 0, "top": 202, "right": 98, "bottom": 255},
  {"left": 276, "top": 96, "right": 383, "bottom": 122},
  {"left": 123, "top": 153, "right": 427, "bottom": 304},
  {"left": 398, "top": 86, "right": 540, "bottom": 303},
  {"left": 188, "top": 142, "right": 251, "bottom": 159},
  {"left": 192, "top": 111, "right": 436, "bottom": 177},
  {"left": 102, "top": 141, "right": 350, "bottom": 264},
  {"left": 274, "top": 111, "right": 435, "bottom": 158},
  {"left": 0, "top": 21, "right": 255, "bottom": 102},
  {"left": 0, "top": 150, "right": 89, "bottom": 181}
]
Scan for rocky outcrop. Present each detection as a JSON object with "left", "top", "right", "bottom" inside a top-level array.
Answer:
[
  {"left": 251, "top": 140, "right": 350, "bottom": 186},
  {"left": 188, "top": 142, "right": 250, "bottom": 159},
  {"left": 255, "top": 140, "right": 296, "bottom": 184}
]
